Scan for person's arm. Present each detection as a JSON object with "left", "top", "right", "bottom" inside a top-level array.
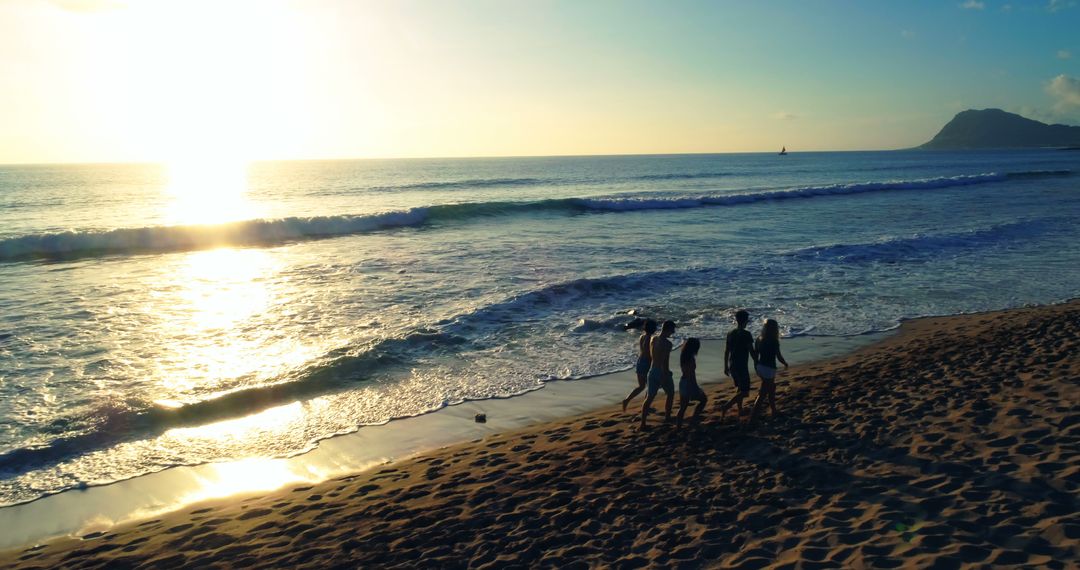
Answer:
[
  {"left": 723, "top": 335, "right": 731, "bottom": 375},
  {"left": 777, "top": 344, "right": 788, "bottom": 368},
  {"left": 749, "top": 333, "right": 759, "bottom": 365}
]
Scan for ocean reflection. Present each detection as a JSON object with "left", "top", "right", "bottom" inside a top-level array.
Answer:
[
  {"left": 148, "top": 247, "right": 319, "bottom": 405},
  {"left": 164, "top": 403, "right": 337, "bottom": 503},
  {"left": 176, "top": 248, "right": 274, "bottom": 333},
  {"left": 181, "top": 456, "right": 312, "bottom": 504},
  {"left": 164, "top": 159, "right": 258, "bottom": 226},
  {"left": 163, "top": 401, "right": 303, "bottom": 441}
]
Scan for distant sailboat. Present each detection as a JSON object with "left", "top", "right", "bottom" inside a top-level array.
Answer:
[{"left": 779, "top": 146, "right": 788, "bottom": 156}]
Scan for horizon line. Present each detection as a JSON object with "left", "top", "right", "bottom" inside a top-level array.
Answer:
[{"left": 0, "top": 147, "right": 917, "bottom": 167}]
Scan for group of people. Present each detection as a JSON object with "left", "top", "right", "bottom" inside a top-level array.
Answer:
[{"left": 620, "top": 310, "right": 788, "bottom": 430}]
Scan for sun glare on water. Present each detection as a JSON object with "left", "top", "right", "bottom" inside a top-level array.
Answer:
[
  {"left": 165, "top": 158, "right": 256, "bottom": 225},
  {"left": 147, "top": 247, "right": 324, "bottom": 396}
]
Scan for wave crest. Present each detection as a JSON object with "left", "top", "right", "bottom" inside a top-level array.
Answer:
[
  {"left": 3, "top": 170, "right": 1060, "bottom": 262},
  {"left": 0, "top": 210, "right": 430, "bottom": 261},
  {"left": 789, "top": 220, "right": 1056, "bottom": 263},
  {"left": 365, "top": 177, "right": 548, "bottom": 193}
]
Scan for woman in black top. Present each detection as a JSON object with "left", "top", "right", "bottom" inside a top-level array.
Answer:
[
  {"left": 623, "top": 319, "right": 657, "bottom": 412},
  {"left": 750, "top": 318, "right": 788, "bottom": 423},
  {"left": 675, "top": 338, "right": 706, "bottom": 428}
]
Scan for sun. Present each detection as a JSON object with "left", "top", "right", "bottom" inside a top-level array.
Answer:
[
  {"left": 163, "top": 156, "right": 255, "bottom": 225},
  {"left": 108, "top": 0, "right": 306, "bottom": 224}
]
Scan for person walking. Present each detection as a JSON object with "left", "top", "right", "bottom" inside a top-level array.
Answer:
[
  {"left": 623, "top": 319, "right": 658, "bottom": 412},
  {"left": 675, "top": 337, "right": 707, "bottom": 428},
  {"left": 640, "top": 320, "right": 676, "bottom": 429},
  {"left": 719, "top": 310, "right": 757, "bottom": 425},
  {"left": 749, "top": 318, "right": 788, "bottom": 423}
]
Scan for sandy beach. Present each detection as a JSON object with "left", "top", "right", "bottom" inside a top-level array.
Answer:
[
  {"left": 4, "top": 3, "right": 1079, "bottom": 569},
  {"left": 4, "top": 300, "right": 1078, "bottom": 569}
]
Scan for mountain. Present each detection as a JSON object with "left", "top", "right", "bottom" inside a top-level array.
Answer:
[{"left": 918, "top": 108, "right": 1080, "bottom": 149}]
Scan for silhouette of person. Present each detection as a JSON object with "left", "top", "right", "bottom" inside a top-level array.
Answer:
[
  {"left": 623, "top": 319, "right": 658, "bottom": 412},
  {"left": 749, "top": 318, "right": 788, "bottom": 423},
  {"left": 640, "top": 320, "right": 676, "bottom": 429},
  {"left": 675, "top": 337, "right": 707, "bottom": 428},
  {"left": 719, "top": 310, "right": 757, "bottom": 424}
]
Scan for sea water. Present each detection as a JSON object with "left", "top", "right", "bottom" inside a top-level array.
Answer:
[{"left": 1, "top": 150, "right": 1078, "bottom": 506}]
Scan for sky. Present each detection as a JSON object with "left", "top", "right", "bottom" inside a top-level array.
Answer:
[{"left": 1, "top": 0, "right": 1079, "bottom": 164}]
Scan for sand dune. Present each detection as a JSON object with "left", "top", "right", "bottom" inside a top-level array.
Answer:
[{"left": 4, "top": 301, "right": 1078, "bottom": 568}]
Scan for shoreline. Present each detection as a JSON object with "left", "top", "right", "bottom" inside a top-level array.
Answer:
[
  {"left": 0, "top": 330, "right": 892, "bottom": 550},
  {"left": 3, "top": 299, "right": 1079, "bottom": 567}
]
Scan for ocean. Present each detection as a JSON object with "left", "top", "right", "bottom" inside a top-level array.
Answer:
[{"left": 1, "top": 150, "right": 1078, "bottom": 506}]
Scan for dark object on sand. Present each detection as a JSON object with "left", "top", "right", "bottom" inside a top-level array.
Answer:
[{"left": 475, "top": 413, "right": 487, "bottom": 423}]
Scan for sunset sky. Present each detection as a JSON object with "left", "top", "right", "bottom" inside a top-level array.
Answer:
[{"left": 1, "top": 0, "right": 1078, "bottom": 164}]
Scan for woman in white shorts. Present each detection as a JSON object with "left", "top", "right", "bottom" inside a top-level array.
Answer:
[{"left": 750, "top": 319, "right": 788, "bottom": 423}]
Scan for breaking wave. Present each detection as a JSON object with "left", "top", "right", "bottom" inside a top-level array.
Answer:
[
  {"left": 0, "top": 269, "right": 703, "bottom": 479},
  {"left": 788, "top": 219, "right": 1058, "bottom": 263},
  {"left": 1, "top": 170, "right": 1061, "bottom": 262}
]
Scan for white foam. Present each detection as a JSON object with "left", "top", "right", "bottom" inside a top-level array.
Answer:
[{"left": 0, "top": 209, "right": 430, "bottom": 260}]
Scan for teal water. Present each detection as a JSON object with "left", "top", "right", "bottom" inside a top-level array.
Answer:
[{"left": 1, "top": 150, "right": 1078, "bottom": 505}]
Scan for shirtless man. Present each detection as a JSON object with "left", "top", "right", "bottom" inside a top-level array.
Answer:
[
  {"left": 719, "top": 310, "right": 758, "bottom": 425},
  {"left": 640, "top": 320, "right": 676, "bottom": 429}
]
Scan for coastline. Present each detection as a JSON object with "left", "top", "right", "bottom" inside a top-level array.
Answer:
[
  {"left": 0, "top": 330, "right": 891, "bottom": 550},
  {"left": 3, "top": 300, "right": 1079, "bottom": 567}
]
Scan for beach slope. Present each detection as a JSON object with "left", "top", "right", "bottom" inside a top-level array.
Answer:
[{"left": 4, "top": 301, "right": 1078, "bottom": 568}]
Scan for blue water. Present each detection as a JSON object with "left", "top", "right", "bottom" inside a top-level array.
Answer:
[{"left": 0, "top": 150, "right": 1078, "bottom": 505}]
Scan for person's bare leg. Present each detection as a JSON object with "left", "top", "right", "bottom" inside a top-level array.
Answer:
[
  {"left": 748, "top": 384, "right": 767, "bottom": 424},
  {"left": 676, "top": 396, "right": 689, "bottom": 428},
  {"left": 692, "top": 395, "right": 707, "bottom": 423},
  {"left": 719, "top": 393, "right": 738, "bottom": 423},
  {"left": 769, "top": 382, "right": 778, "bottom": 416},
  {"left": 622, "top": 375, "right": 646, "bottom": 412},
  {"left": 639, "top": 393, "right": 656, "bottom": 429},
  {"left": 664, "top": 390, "right": 674, "bottom": 422}
]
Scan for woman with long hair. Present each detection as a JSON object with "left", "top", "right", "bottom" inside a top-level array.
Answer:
[
  {"left": 675, "top": 337, "right": 706, "bottom": 428},
  {"left": 622, "top": 319, "right": 658, "bottom": 412},
  {"left": 749, "top": 318, "right": 788, "bottom": 423}
]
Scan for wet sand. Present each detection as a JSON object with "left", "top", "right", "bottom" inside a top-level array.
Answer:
[
  {"left": 0, "top": 332, "right": 886, "bottom": 550},
  {"left": 4, "top": 301, "right": 1078, "bottom": 568}
]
